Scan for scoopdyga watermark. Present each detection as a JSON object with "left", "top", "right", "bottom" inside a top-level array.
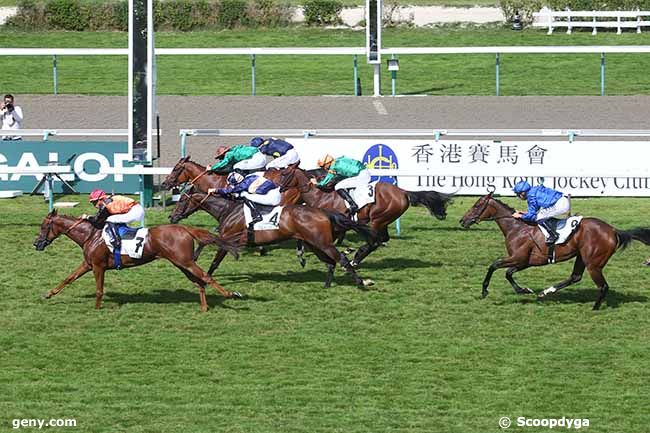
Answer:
[{"left": 499, "top": 416, "right": 590, "bottom": 429}]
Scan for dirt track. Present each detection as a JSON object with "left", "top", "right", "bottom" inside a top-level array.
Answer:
[{"left": 20, "top": 95, "right": 650, "bottom": 167}]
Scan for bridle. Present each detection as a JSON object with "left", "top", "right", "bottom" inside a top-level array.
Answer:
[{"left": 38, "top": 216, "right": 95, "bottom": 247}]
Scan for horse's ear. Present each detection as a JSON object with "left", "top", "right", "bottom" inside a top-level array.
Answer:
[{"left": 182, "top": 155, "right": 190, "bottom": 162}]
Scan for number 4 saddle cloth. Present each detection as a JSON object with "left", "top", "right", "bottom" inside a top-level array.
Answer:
[
  {"left": 243, "top": 205, "right": 284, "bottom": 231},
  {"left": 101, "top": 226, "right": 149, "bottom": 259}
]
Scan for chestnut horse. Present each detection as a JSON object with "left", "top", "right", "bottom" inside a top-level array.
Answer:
[
  {"left": 460, "top": 193, "right": 650, "bottom": 310},
  {"left": 278, "top": 167, "right": 452, "bottom": 266},
  {"left": 169, "top": 191, "right": 376, "bottom": 288},
  {"left": 34, "top": 210, "right": 242, "bottom": 311}
]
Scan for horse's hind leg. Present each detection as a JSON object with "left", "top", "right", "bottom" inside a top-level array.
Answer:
[
  {"left": 176, "top": 265, "right": 209, "bottom": 312},
  {"left": 587, "top": 266, "right": 609, "bottom": 310},
  {"left": 505, "top": 266, "right": 534, "bottom": 295},
  {"left": 207, "top": 248, "right": 229, "bottom": 276},
  {"left": 539, "top": 255, "right": 586, "bottom": 299},
  {"left": 185, "top": 262, "right": 243, "bottom": 300},
  {"left": 93, "top": 267, "right": 106, "bottom": 310},
  {"left": 309, "top": 246, "right": 336, "bottom": 288},
  {"left": 43, "top": 262, "right": 91, "bottom": 299}
]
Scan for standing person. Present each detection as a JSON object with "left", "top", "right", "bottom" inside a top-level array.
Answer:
[
  {"left": 250, "top": 137, "right": 300, "bottom": 169},
  {"left": 210, "top": 144, "right": 266, "bottom": 174},
  {"left": 511, "top": 180, "right": 570, "bottom": 263},
  {"left": 86, "top": 190, "right": 145, "bottom": 269},
  {"left": 311, "top": 154, "right": 371, "bottom": 216},
  {"left": 1, "top": 94, "right": 23, "bottom": 140}
]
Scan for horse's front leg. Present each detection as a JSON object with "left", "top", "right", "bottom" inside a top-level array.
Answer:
[
  {"left": 93, "top": 266, "right": 106, "bottom": 309},
  {"left": 505, "top": 266, "right": 534, "bottom": 295},
  {"left": 296, "top": 240, "right": 306, "bottom": 268},
  {"left": 43, "top": 262, "right": 91, "bottom": 299},
  {"left": 482, "top": 258, "right": 516, "bottom": 298}
]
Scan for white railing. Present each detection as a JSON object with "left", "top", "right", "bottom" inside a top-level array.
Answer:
[
  {"left": 533, "top": 9, "right": 650, "bottom": 35},
  {"left": 1, "top": 46, "right": 649, "bottom": 96}
]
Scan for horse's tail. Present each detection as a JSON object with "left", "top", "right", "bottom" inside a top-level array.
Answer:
[
  {"left": 405, "top": 190, "right": 453, "bottom": 220},
  {"left": 617, "top": 227, "right": 650, "bottom": 251},
  {"left": 323, "top": 210, "right": 379, "bottom": 245},
  {"left": 185, "top": 227, "right": 241, "bottom": 260}
]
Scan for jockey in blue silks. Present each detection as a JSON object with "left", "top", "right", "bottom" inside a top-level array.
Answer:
[
  {"left": 214, "top": 171, "right": 281, "bottom": 242},
  {"left": 512, "top": 180, "right": 570, "bottom": 262},
  {"left": 250, "top": 136, "right": 300, "bottom": 170}
]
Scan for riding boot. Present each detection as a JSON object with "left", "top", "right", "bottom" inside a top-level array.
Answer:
[
  {"left": 539, "top": 219, "right": 559, "bottom": 264},
  {"left": 336, "top": 188, "right": 359, "bottom": 217},
  {"left": 107, "top": 222, "right": 123, "bottom": 269},
  {"left": 243, "top": 198, "right": 262, "bottom": 245}
]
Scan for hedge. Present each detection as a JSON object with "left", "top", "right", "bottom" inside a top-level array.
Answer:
[{"left": 6, "top": 0, "right": 298, "bottom": 31}]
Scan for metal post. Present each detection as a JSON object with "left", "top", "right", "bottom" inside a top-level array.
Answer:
[
  {"left": 391, "top": 54, "right": 396, "bottom": 96},
  {"left": 495, "top": 53, "right": 500, "bottom": 96},
  {"left": 251, "top": 54, "right": 256, "bottom": 96},
  {"left": 52, "top": 55, "right": 58, "bottom": 95},
  {"left": 353, "top": 55, "right": 359, "bottom": 96},
  {"left": 600, "top": 52, "right": 605, "bottom": 96},
  {"left": 180, "top": 132, "right": 187, "bottom": 157},
  {"left": 373, "top": 63, "right": 381, "bottom": 97},
  {"left": 139, "top": 174, "right": 145, "bottom": 226},
  {"left": 47, "top": 174, "right": 54, "bottom": 212}
]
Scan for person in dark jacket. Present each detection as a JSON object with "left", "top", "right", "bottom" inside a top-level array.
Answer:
[{"left": 250, "top": 136, "right": 300, "bottom": 169}]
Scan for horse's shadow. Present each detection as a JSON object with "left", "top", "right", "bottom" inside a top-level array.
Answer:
[
  {"left": 85, "top": 289, "right": 272, "bottom": 309},
  {"left": 358, "top": 257, "right": 441, "bottom": 270},
  {"left": 222, "top": 269, "right": 365, "bottom": 288},
  {"left": 518, "top": 288, "right": 648, "bottom": 309}
]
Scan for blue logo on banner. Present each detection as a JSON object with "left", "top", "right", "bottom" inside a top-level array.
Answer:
[{"left": 362, "top": 144, "right": 398, "bottom": 184}]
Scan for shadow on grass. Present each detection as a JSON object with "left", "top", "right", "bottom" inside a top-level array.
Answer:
[
  {"left": 85, "top": 289, "right": 273, "bottom": 309},
  {"left": 357, "top": 257, "right": 442, "bottom": 270},
  {"left": 518, "top": 288, "right": 648, "bottom": 309},
  {"left": 223, "top": 268, "right": 368, "bottom": 288}
]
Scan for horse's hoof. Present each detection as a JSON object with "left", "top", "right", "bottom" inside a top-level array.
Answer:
[
  {"left": 481, "top": 290, "right": 489, "bottom": 299},
  {"left": 230, "top": 291, "right": 244, "bottom": 299},
  {"left": 362, "top": 279, "right": 375, "bottom": 287},
  {"left": 350, "top": 260, "right": 359, "bottom": 268},
  {"left": 343, "top": 247, "right": 355, "bottom": 255},
  {"left": 41, "top": 292, "right": 51, "bottom": 300},
  {"left": 299, "top": 259, "right": 306, "bottom": 268},
  {"left": 200, "top": 306, "right": 208, "bottom": 313}
]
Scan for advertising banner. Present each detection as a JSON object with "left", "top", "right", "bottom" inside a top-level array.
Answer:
[
  {"left": 292, "top": 139, "right": 650, "bottom": 196},
  {"left": 0, "top": 141, "right": 140, "bottom": 193}
]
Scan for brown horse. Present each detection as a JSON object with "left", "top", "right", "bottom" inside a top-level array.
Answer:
[
  {"left": 459, "top": 193, "right": 650, "bottom": 310},
  {"left": 278, "top": 167, "right": 452, "bottom": 266},
  {"left": 161, "top": 156, "right": 300, "bottom": 205},
  {"left": 33, "top": 210, "right": 243, "bottom": 311},
  {"left": 169, "top": 191, "right": 376, "bottom": 288}
]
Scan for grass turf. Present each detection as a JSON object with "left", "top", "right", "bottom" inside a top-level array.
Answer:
[
  {"left": 1, "top": 194, "right": 649, "bottom": 432},
  {"left": 0, "top": 26, "right": 649, "bottom": 95}
]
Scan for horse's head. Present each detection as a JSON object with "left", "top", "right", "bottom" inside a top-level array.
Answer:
[
  {"left": 460, "top": 193, "right": 496, "bottom": 228},
  {"left": 278, "top": 166, "right": 297, "bottom": 193},
  {"left": 161, "top": 156, "right": 191, "bottom": 190},
  {"left": 169, "top": 189, "right": 203, "bottom": 224},
  {"left": 34, "top": 210, "right": 59, "bottom": 250}
]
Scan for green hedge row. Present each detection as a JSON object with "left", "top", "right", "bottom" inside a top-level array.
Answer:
[
  {"left": 500, "top": 0, "right": 650, "bottom": 23},
  {"left": 7, "top": 0, "right": 346, "bottom": 31}
]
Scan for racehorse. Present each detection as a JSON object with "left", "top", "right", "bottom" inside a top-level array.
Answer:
[
  {"left": 169, "top": 191, "right": 376, "bottom": 288},
  {"left": 161, "top": 156, "right": 300, "bottom": 205},
  {"left": 278, "top": 166, "right": 452, "bottom": 266},
  {"left": 34, "top": 210, "right": 243, "bottom": 312},
  {"left": 460, "top": 193, "right": 650, "bottom": 310}
]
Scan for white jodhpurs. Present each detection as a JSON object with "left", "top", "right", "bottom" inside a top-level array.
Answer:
[
  {"left": 334, "top": 169, "right": 372, "bottom": 191},
  {"left": 241, "top": 188, "right": 281, "bottom": 206},
  {"left": 265, "top": 149, "right": 300, "bottom": 169},
  {"left": 106, "top": 204, "right": 145, "bottom": 225},
  {"left": 536, "top": 196, "right": 571, "bottom": 221},
  {"left": 233, "top": 152, "right": 267, "bottom": 171}
]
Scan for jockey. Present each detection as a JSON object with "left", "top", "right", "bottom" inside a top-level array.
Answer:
[
  {"left": 250, "top": 136, "right": 300, "bottom": 170},
  {"left": 512, "top": 180, "right": 570, "bottom": 262},
  {"left": 215, "top": 171, "right": 281, "bottom": 243},
  {"left": 87, "top": 189, "right": 144, "bottom": 269},
  {"left": 311, "top": 154, "right": 370, "bottom": 216},
  {"left": 210, "top": 144, "right": 266, "bottom": 174}
]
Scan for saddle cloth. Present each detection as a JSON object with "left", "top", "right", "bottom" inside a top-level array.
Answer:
[
  {"left": 343, "top": 181, "right": 378, "bottom": 212},
  {"left": 102, "top": 226, "right": 149, "bottom": 259},
  {"left": 538, "top": 216, "right": 583, "bottom": 245},
  {"left": 243, "top": 205, "right": 284, "bottom": 231}
]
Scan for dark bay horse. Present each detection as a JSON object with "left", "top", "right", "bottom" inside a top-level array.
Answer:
[
  {"left": 169, "top": 191, "right": 376, "bottom": 288},
  {"left": 460, "top": 193, "right": 650, "bottom": 310},
  {"left": 34, "top": 210, "right": 242, "bottom": 311},
  {"left": 161, "top": 156, "right": 300, "bottom": 205},
  {"left": 278, "top": 167, "right": 452, "bottom": 266}
]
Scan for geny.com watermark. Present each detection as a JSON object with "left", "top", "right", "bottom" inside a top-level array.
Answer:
[
  {"left": 11, "top": 419, "right": 76, "bottom": 429},
  {"left": 499, "top": 416, "right": 590, "bottom": 429}
]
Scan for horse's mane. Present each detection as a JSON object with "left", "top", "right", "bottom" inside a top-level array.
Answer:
[
  {"left": 491, "top": 197, "right": 516, "bottom": 213},
  {"left": 193, "top": 192, "right": 241, "bottom": 220}
]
